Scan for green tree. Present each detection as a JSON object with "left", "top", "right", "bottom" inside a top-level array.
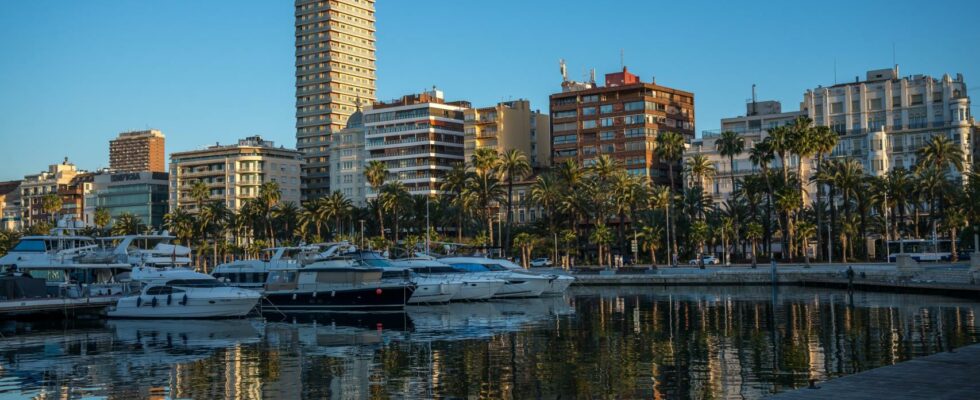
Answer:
[
  {"left": 41, "top": 193, "right": 62, "bottom": 223},
  {"left": 93, "top": 207, "right": 111, "bottom": 235},
  {"left": 379, "top": 181, "right": 411, "bottom": 245},
  {"left": 917, "top": 134, "right": 965, "bottom": 174},
  {"left": 589, "top": 224, "right": 613, "bottom": 267},
  {"left": 164, "top": 208, "right": 195, "bottom": 247},
  {"left": 498, "top": 149, "right": 531, "bottom": 256},
  {"left": 512, "top": 232, "right": 537, "bottom": 268},
  {"left": 440, "top": 164, "right": 471, "bottom": 242},
  {"left": 745, "top": 222, "right": 763, "bottom": 268},
  {"left": 111, "top": 212, "right": 143, "bottom": 236},
  {"left": 716, "top": 130, "right": 745, "bottom": 258},
  {"left": 364, "top": 160, "right": 389, "bottom": 238},
  {"left": 257, "top": 181, "right": 282, "bottom": 245},
  {"left": 189, "top": 181, "right": 210, "bottom": 212},
  {"left": 656, "top": 131, "right": 685, "bottom": 261}
]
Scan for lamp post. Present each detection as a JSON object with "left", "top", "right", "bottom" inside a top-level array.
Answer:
[{"left": 359, "top": 219, "right": 365, "bottom": 249}]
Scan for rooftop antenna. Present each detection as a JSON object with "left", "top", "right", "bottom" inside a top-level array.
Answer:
[
  {"left": 620, "top": 49, "right": 624, "bottom": 69},
  {"left": 751, "top": 84, "right": 757, "bottom": 116},
  {"left": 559, "top": 58, "right": 567, "bottom": 82}
]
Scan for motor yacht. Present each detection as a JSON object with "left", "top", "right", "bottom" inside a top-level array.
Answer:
[
  {"left": 390, "top": 257, "right": 505, "bottom": 301},
  {"left": 345, "top": 250, "right": 462, "bottom": 304},
  {"left": 438, "top": 257, "right": 551, "bottom": 298},
  {"left": 92, "top": 234, "right": 192, "bottom": 268},
  {"left": 262, "top": 253, "right": 415, "bottom": 312},
  {"left": 212, "top": 246, "right": 313, "bottom": 291},
  {"left": 107, "top": 267, "right": 260, "bottom": 319},
  {"left": 494, "top": 258, "right": 575, "bottom": 295}
]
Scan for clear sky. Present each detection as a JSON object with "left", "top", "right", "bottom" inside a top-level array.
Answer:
[{"left": 1, "top": 0, "right": 978, "bottom": 181}]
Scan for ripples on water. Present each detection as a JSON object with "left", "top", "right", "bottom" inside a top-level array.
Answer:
[{"left": 0, "top": 286, "right": 978, "bottom": 399}]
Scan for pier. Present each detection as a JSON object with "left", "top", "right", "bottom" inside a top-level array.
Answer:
[
  {"left": 566, "top": 262, "right": 980, "bottom": 299},
  {"left": 770, "top": 343, "right": 980, "bottom": 399}
]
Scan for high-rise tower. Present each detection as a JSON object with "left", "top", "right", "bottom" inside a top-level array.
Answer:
[{"left": 295, "top": 0, "right": 376, "bottom": 201}]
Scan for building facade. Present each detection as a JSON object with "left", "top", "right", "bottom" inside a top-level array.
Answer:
[
  {"left": 364, "top": 89, "right": 469, "bottom": 197},
  {"left": 464, "top": 99, "right": 551, "bottom": 168},
  {"left": 0, "top": 181, "right": 21, "bottom": 231},
  {"left": 109, "top": 129, "right": 166, "bottom": 172},
  {"left": 92, "top": 172, "right": 170, "bottom": 229},
  {"left": 549, "top": 66, "right": 695, "bottom": 187},
  {"left": 328, "top": 109, "right": 368, "bottom": 206},
  {"left": 60, "top": 173, "right": 96, "bottom": 226},
  {"left": 169, "top": 136, "right": 303, "bottom": 213},
  {"left": 802, "top": 67, "right": 973, "bottom": 178},
  {"left": 295, "top": 0, "right": 376, "bottom": 200},
  {"left": 686, "top": 101, "right": 802, "bottom": 203},
  {"left": 19, "top": 160, "right": 82, "bottom": 227}
]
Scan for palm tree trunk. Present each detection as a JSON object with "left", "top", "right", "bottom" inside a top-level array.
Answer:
[
  {"left": 668, "top": 164, "right": 678, "bottom": 262},
  {"left": 378, "top": 209, "right": 385, "bottom": 240},
  {"left": 505, "top": 176, "right": 514, "bottom": 257},
  {"left": 729, "top": 155, "right": 740, "bottom": 261}
]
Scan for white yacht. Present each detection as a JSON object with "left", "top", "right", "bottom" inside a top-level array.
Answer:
[
  {"left": 212, "top": 246, "right": 312, "bottom": 291},
  {"left": 349, "top": 251, "right": 462, "bottom": 304},
  {"left": 107, "top": 267, "right": 260, "bottom": 319},
  {"left": 495, "top": 258, "right": 575, "bottom": 295},
  {"left": 391, "top": 257, "right": 505, "bottom": 301},
  {"left": 439, "top": 257, "right": 551, "bottom": 298},
  {"left": 93, "top": 234, "right": 192, "bottom": 268},
  {"left": 0, "top": 226, "right": 134, "bottom": 316}
]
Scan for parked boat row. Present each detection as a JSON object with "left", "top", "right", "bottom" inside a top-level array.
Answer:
[{"left": 1, "top": 223, "right": 573, "bottom": 319}]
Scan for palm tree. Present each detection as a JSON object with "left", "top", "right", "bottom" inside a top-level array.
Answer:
[
  {"left": 440, "top": 165, "right": 470, "bottom": 241},
  {"left": 689, "top": 220, "right": 709, "bottom": 268},
  {"left": 684, "top": 153, "right": 716, "bottom": 193},
  {"left": 41, "top": 193, "right": 62, "bottom": 223},
  {"left": 471, "top": 147, "right": 502, "bottom": 176},
  {"left": 638, "top": 225, "right": 661, "bottom": 268},
  {"left": 917, "top": 134, "right": 965, "bottom": 175},
  {"left": 272, "top": 201, "right": 299, "bottom": 243},
  {"left": 112, "top": 212, "right": 143, "bottom": 236},
  {"left": 379, "top": 181, "right": 411, "bottom": 245},
  {"left": 656, "top": 131, "right": 685, "bottom": 262},
  {"left": 498, "top": 149, "right": 531, "bottom": 256},
  {"left": 530, "top": 173, "right": 562, "bottom": 242},
  {"left": 716, "top": 130, "right": 745, "bottom": 258},
  {"left": 93, "top": 207, "right": 111, "bottom": 234},
  {"left": 941, "top": 207, "right": 966, "bottom": 262},
  {"left": 589, "top": 224, "right": 613, "bottom": 267},
  {"left": 299, "top": 201, "right": 322, "bottom": 241},
  {"left": 810, "top": 125, "right": 838, "bottom": 261},
  {"left": 796, "top": 220, "right": 816, "bottom": 267},
  {"left": 916, "top": 166, "right": 949, "bottom": 241},
  {"left": 766, "top": 126, "right": 793, "bottom": 184},
  {"left": 749, "top": 141, "right": 776, "bottom": 257},
  {"left": 512, "top": 232, "right": 537, "bottom": 268},
  {"left": 199, "top": 201, "right": 231, "bottom": 270},
  {"left": 839, "top": 215, "right": 859, "bottom": 263},
  {"left": 322, "top": 191, "right": 352, "bottom": 237},
  {"left": 364, "top": 160, "right": 389, "bottom": 238},
  {"left": 745, "top": 222, "right": 763, "bottom": 268},
  {"left": 164, "top": 208, "right": 195, "bottom": 247},
  {"left": 189, "top": 181, "right": 210, "bottom": 212},
  {"left": 257, "top": 181, "right": 281, "bottom": 245}
]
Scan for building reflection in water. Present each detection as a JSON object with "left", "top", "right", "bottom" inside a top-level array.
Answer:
[{"left": 0, "top": 286, "right": 977, "bottom": 399}]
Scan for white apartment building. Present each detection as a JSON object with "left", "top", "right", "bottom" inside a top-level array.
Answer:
[
  {"left": 169, "top": 136, "right": 303, "bottom": 212},
  {"left": 328, "top": 109, "right": 368, "bottom": 206},
  {"left": 364, "top": 89, "right": 469, "bottom": 197},
  {"left": 802, "top": 66, "right": 973, "bottom": 178},
  {"left": 686, "top": 101, "right": 802, "bottom": 203},
  {"left": 19, "top": 160, "right": 82, "bottom": 226}
]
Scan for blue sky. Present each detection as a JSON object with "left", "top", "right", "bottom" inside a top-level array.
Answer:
[{"left": 1, "top": 0, "right": 978, "bottom": 181}]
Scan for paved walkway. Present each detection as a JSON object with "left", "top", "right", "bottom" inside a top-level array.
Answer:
[{"left": 770, "top": 343, "right": 980, "bottom": 399}]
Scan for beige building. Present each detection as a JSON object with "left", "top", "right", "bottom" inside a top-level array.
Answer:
[
  {"left": 686, "top": 100, "right": 802, "bottom": 204},
  {"left": 110, "top": 129, "right": 166, "bottom": 172},
  {"left": 0, "top": 181, "right": 21, "bottom": 231},
  {"left": 295, "top": 0, "right": 376, "bottom": 200},
  {"left": 328, "top": 109, "right": 368, "bottom": 206},
  {"left": 802, "top": 66, "right": 973, "bottom": 178},
  {"left": 169, "top": 136, "right": 302, "bottom": 213},
  {"left": 19, "top": 159, "right": 82, "bottom": 227},
  {"left": 464, "top": 100, "right": 551, "bottom": 167}
]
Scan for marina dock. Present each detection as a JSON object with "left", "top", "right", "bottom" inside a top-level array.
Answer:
[{"left": 770, "top": 343, "right": 980, "bottom": 399}]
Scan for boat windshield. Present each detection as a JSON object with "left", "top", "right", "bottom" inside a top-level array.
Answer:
[
  {"left": 166, "top": 279, "right": 224, "bottom": 288},
  {"left": 354, "top": 251, "right": 393, "bottom": 268},
  {"left": 449, "top": 263, "right": 496, "bottom": 272},
  {"left": 11, "top": 239, "right": 46, "bottom": 252},
  {"left": 28, "top": 269, "right": 66, "bottom": 282},
  {"left": 410, "top": 265, "right": 458, "bottom": 274}
]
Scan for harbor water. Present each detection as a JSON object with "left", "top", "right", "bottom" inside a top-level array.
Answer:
[{"left": 1, "top": 286, "right": 978, "bottom": 399}]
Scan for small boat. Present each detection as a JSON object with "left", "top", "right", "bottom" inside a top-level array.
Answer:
[
  {"left": 107, "top": 267, "right": 260, "bottom": 319},
  {"left": 262, "top": 253, "right": 415, "bottom": 312}
]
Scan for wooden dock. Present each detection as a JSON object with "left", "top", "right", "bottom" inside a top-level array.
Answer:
[{"left": 770, "top": 343, "right": 980, "bottom": 399}]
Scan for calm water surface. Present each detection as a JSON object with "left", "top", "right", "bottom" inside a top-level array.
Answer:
[{"left": 1, "top": 286, "right": 978, "bottom": 399}]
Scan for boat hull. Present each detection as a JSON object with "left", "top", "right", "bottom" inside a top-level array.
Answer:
[
  {"left": 407, "top": 281, "right": 461, "bottom": 304},
  {"left": 541, "top": 275, "right": 575, "bottom": 295},
  {"left": 108, "top": 295, "right": 259, "bottom": 319},
  {"left": 453, "top": 279, "right": 505, "bottom": 301},
  {"left": 263, "top": 285, "right": 415, "bottom": 312}
]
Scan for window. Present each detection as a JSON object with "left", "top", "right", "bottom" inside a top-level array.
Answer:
[
  {"left": 910, "top": 94, "right": 923, "bottom": 106},
  {"left": 600, "top": 118, "right": 615, "bottom": 127},
  {"left": 554, "top": 134, "right": 577, "bottom": 144},
  {"left": 582, "top": 120, "right": 597, "bottom": 129},
  {"left": 830, "top": 102, "right": 843, "bottom": 114},
  {"left": 892, "top": 96, "right": 901, "bottom": 107},
  {"left": 553, "top": 110, "right": 576, "bottom": 119},
  {"left": 582, "top": 95, "right": 599, "bottom": 103},
  {"left": 582, "top": 107, "right": 596, "bottom": 116},
  {"left": 624, "top": 101, "right": 644, "bottom": 111},
  {"left": 851, "top": 100, "right": 860, "bottom": 112},
  {"left": 868, "top": 98, "right": 883, "bottom": 111},
  {"left": 600, "top": 104, "right": 614, "bottom": 114},
  {"left": 553, "top": 122, "right": 577, "bottom": 132},
  {"left": 583, "top": 146, "right": 597, "bottom": 155},
  {"left": 602, "top": 144, "right": 615, "bottom": 153},
  {"left": 600, "top": 131, "right": 615, "bottom": 140},
  {"left": 624, "top": 114, "right": 647, "bottom": 125},
  {"left": 625, "top": 141, "right": 646, "bottom": 151}
]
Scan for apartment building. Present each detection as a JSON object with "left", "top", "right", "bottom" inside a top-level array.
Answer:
[
  {"left": 0, "top": 181, "right": 21, "bottom": 231},
  {"left": 464, "top": 99, "right": 551, "bottom": 168},
  {"left": 109, "top": 129, "right": 166, "bottom": 172},
  {"left": 328, "top": 109, "right": 368, "bottom": 206},
  {"left": 364, "top": 89, "right": 469, "bottom": 197},
  {"left": 549, "top": 66, "right": 695, "bottom": 187},
  {"left": 295, "top": 0, "right": 377, "bottom": 200},
  {"left": 19, "top": 160, "right": 82, "bottom": 227},
  {"left": 686, "top": 100, "right": 803, "bottom": 203},
  {"left": 169, "top": 136, "right": 302, "bottom": 212},
  {"left": 802, "top": 66, "right": 973, "bottom": 178}
]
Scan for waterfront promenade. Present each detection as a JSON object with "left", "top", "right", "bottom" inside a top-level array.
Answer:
[
  {"left": 770, "top": 342, "right": 980, "bottom": 399},
  {"left": 564, "top": 260, "right": 980, "bottom": 299}
]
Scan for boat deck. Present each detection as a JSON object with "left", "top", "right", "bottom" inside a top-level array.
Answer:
[{"left": 0, "top": 296, "right": 118, "bottom": 316}]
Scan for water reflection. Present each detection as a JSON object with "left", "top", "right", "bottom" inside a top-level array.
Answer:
[{"left": 0, "top": 287, "right": 977, "bottom": 399}]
